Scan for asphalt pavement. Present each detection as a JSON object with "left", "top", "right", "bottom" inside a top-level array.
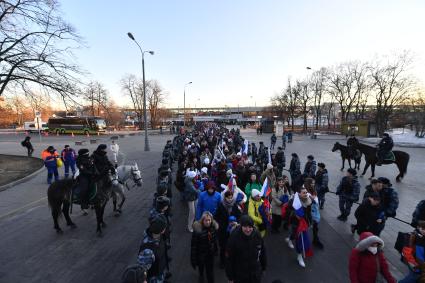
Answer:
[{"left": 0, "top": 129, "right": 423, "bottom": 282}]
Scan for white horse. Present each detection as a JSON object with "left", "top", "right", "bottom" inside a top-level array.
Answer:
[{"left": 111, "top": 163, "right": 143, "bottom": 215}]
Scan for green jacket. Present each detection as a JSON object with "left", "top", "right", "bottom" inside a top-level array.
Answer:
[{"left": 244, "top": 182, "right": 262, "bottom": 200}]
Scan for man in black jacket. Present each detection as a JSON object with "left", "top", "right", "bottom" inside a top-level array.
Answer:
[
  {"left": 225, "top": 215, "right": 267, "bottom": 283},
  {"left": 76, "top": 148, "right": 96, "bottom": 209},
  {"left": 275, "top": 147, "right": 286, "bottom": 177},
  {"left": 91, "top": 144, "right": 115, "bottom": 185},
  {"left": 377, "top": 133, "right": 394, "bottom": 165}
]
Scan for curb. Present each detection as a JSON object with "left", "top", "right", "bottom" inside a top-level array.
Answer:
[{"left": 0, "top": 158, "right": 45, "bottom": 192}]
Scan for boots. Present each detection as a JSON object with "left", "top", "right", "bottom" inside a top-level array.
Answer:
[
  {"left": 313, "top": 237, "right": 324, "bottom": 249},
  {"left": 285, "top": 237, "right": 294, "bottom": 249},
  {"left": 297, "top": 254, "right": 305, "bottom": 268}
]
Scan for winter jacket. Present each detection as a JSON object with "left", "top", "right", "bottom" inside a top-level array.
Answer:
[
  {"left": 405, "top": 230, "right": 425, "bottom": 274},
  {"left": 315, "top": 169, "right": 329, "bottom": 194},
  {"left": 190, "top": 220, "right": 218, "bottom": 267},
  {"left": 196, "top": 191, "right": 221, "bottom": 220},
  {"left": 271, "top": 186, "right": 289, "bottom": 215},
  {"left": 61, "top": 148, "right": 77, "bottom": 164},
  {"left": 303, "top": 160, "right": 317, "bottom": 179},
  {"left": 220, "top": 186, "right": 247, "bottom": 206},
  {"left": 110, "top": 143, "right": 119, "bottom": 154},
  {"left": 183, "top": 177, "right": 199, "bottom": 202},
  {"left": 248, "top": 197, "right": 265, "bottom": 237},
  {"left": 215, "top": 201, "right": 242, "bottom": 243},
  {"left": 289, "top": 157, "right": 301, "bottom": 177},
  {"left": 411, "top": 200, "right": 425, "bottom": 228},
  {"left": 275, "top": 150, "right": 285, "bottom": 167},
  {"left": 76, "top": 155, "right": 96, "bottom": 177},
  {"left": 287, "top": 196, "right": 313, "bottom": 227},
  {"left": 378, "top": 136, "right": 394, "bottom": 151},
  {"left": 260, "top": 169, "right": 276, "bottom": 189},
  {"left": 354, "top": 199, "right": 383, "bottom": 235},
  {"left": 349, "top": 247, "right": 395, "bottom": 283},
  {"left": 91, "top": 150, "right": 114, "bottom": 176},
  {"left": 244, "top": 182, "right": 262, "bottom": 200},
  {"left": 271, "top": 135, "right": 277, "bottom": 143},
  {"left": 363, "top": 185, "right": 399, "bottom": 218},
  {"left": 225, "top": 226, "right": 267, "bottom": 283},
  {"left": 42, "top": 150, "right": 59, "bottom": 168},
  {"left": 336, "top": 176, "right": 360, "bottom": 201},
  {"left": 138, "top": 229, "right": 167, "bottom": 280}
]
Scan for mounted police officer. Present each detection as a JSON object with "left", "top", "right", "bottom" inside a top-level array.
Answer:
[
  {"left": 76, "top": 148, "right": 96, "bottom": 209},
  {"left": 377, "top": 133, "right": 394, "bottom": 166},
  {"left": 347, "top": 134, "right": 359, "bottom": 159},
  {"left": 91, "top": 144, "right": 116, "bottom": 187}
]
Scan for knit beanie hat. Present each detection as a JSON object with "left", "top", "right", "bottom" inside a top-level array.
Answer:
[
  {"left": 251, "top": 189, "right": 261, "bottom": 198},
  {"left": 267, "top": 163, "right": 273, "bottom": 170},
  {"left": 240, "top": 215, "right": 254, "bottom": 227}
]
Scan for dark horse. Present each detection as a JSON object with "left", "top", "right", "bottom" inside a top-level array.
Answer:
[
  {"left": 47, "top": 177, "right": 112, "bottom": 236},
  {"left": 355, "top": 142, "right": 410, "bottom": 182},
  {"left": 331, "top": 142, "right": 362, "bottom": 171}
]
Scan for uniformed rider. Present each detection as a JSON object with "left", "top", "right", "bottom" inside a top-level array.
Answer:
[
  {"left": 91, "top": 144, "right": 116, "bottom": 186},
  {"left": 76, "top": 148, "right": 96, "bottom": 209},
  {"left": 377, "top": 133, "right": 394, "bottom": 165}
]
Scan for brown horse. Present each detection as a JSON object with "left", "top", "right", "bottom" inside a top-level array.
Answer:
[
  {"left": 47, "top": 176, "right": 112, "bottom": 236},
  {"left": 331, "top": 142, "right": 362, "bottom": 171}
]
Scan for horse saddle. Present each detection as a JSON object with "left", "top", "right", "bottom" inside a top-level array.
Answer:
[
  {"left": 71, "top": 183, "right": 97, "bottom": 204},
  {"left": 379, "top": 151, "right": 395, "bottom": 162}
]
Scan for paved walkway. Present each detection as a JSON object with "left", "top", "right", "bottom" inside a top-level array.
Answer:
[{"left": 0, "top": 130, "right": 422, "bottom": 282}]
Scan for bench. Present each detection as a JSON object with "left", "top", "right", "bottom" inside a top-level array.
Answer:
[
  {"left": 119, "top": 134, "right": 125, "bottom": 138},
  {"left": 110, "top": 136, "right": 119, "bottom": 140},
  {"left": 90, "top": 139, "right": 97, "bottom": 144},
  {"left": 75, "top": 141, "right": 85, "bottom": 145}
]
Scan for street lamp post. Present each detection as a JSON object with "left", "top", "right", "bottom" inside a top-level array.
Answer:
[
  {"left": 127, "top": 32, "right": 154, "bottom": 151},
  {"left": 183, "top": 82, "right": 192, "bottom": 127}
]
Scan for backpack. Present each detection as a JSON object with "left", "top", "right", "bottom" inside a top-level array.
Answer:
[
  {"left": 21, "top": 140, "right": 26, "bottom": 147},
  {"left": 121, "top": 264, "right": 146, "bottom": 283}
]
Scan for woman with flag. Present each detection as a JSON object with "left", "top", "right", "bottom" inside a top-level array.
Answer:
[
  {"left": 244, "top": 172, "right": 262, "bottom": 201},
  {"left": 286, "top": 187, "right": 313, "bottom": 267},
  {"left": 271, "top": 177, "right": 290, "bottom": 233}
]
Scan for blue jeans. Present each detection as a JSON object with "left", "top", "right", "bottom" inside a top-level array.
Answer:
[
  {"left": 64, "top": 162, "right": 76, "bottom": 178},
  {"left": 47, "top": 167, "right": 59, "bottom": 184},
  {"left": 399, "top": 271, "right": 420, "bottom": 283}
]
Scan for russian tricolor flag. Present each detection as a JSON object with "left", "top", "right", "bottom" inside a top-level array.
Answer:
[{"left": 260, "top": 177, "right": 271, "bottom": 198}]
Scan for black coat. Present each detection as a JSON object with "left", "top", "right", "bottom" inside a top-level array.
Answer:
[
  {"left": 225, "top": 226, "right": 267, "bottom": 283},
  {"left": 91, "top": 150, "right": 114, "bottom": 175},
  {"left": 190, "top": 221, "right": 218, "bottom": 267},
  {"left": 354, "top": 199, "right": 382, "bottom": 235},
  {"left": 76, "top": 155, "right": 96, "bottom": 177},
  {"left": 215, "top": 202, "right": 242, "bottom": 243}
]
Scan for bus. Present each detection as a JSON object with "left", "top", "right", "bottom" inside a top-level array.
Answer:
[{"left": 47, "top": 116, "right": 106, "bottom": 135}]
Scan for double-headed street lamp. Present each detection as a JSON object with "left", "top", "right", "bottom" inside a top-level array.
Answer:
[
  {"left": 127, "top": 32, "right": 154, "bottom": 151},
  {"left": 183, "top": 82, "right": 192, "bottom": 127}
]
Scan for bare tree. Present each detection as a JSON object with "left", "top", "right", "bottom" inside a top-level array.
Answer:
[
  {"left": 82, "top": 81, "right": 108, "bottom": 116},
  {"left": 0, "top": 0, "right": 84, "bottom": 100},
  {"left": 352, "top": 62, "right": 370, "bottom": 120},
  {"left": 120, "top": 74, "right": 144, "bottom": 129},
  {"left": 369, "top": 52, "right": 416, "bottom": 136},
  {"left": 310, "top": 67, "right": 327, "bottom": 129},
  {"left": 275, "top": 78, "right": 300, "bottom": 130},
  {"left": 294, "top": 79, "right": 312, "bottom": 132},
  {"left": 147, "top": 80, "right": 167, "bottom": 129},
  {"left": 327, "top": 62, "right": 359, "bottom": 122}
]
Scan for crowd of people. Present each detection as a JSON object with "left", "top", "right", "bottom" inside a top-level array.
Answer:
[
  {"left": 120, "top": 123, "right": 425, "bottom": 283},
  {"left": 18, "top": 126, "right": 425, "bottom": 283}
]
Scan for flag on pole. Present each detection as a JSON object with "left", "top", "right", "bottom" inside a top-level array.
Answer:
[
  {"left": 292, "top": 192, "right": 304, "bottom": 217},
  {"left": 260, "top": 177, "right": 272, "bottom": 225},
  {"left": 260, "top": 177, "right": 271, "bottom": 198},
  {"left": 227, "top": 175, "right": 234, "bottom": 193},
  {"left": 243, "top": 139, "right": 249, "bottom": 155}
]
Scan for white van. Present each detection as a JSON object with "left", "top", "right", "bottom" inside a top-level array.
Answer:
[{"left": 24, "top": 121, "right": 48, "bottom": 133}]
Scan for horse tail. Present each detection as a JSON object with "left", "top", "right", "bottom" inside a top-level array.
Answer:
[{"left": 400, "top": 152, "right": 410, "bottom": 175}]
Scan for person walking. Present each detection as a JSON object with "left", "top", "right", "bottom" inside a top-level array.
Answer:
[
  {"left": 304, "top": 178, "right": 324, "bottom": 249},
  {"left": 303, "top": 155, "right": 316, "bottom": 179},
  {"left": 349, "top": 232, "right": 396, "bottom": 283},
  {"left": 61, "top": 145, "right": 77, "bottom": 178},
  {"left": 196, "top": 181, "right": 221, "bottom": 220},
  {"left": 362, "top": 177, "right": 399, "bottom": 235},
  {"left": 191, "top": 211, "right": 218, "bottom": 283},
  {"left": 215, "top": 190, "right": 242, "bottom": 268},
  {"left": 248, "top": 189, "right": 267, "bottom": 237},
  {"left": 138, "top": 215, "right": 168, "bottom": 283},
  {"left": 289, "top": 153, "right": 301, "bottom": 188},
  {"left": 275, "top": 147, "right": 286, "bottom": 177},
  {"left": 271, "top": 177, "right": 290, "bottom": 233},
  {"left": 336, "top": 168, "right": 360, "bottom": 221},
  {"left": 245, "top": 173, "right": 262, "bottom": 200},
  {"left": 353, "top": 192, "right": 383, "bottom": 236},
  {"left": 315, "top": 163, "right": 329, "bottom": 209},
  {"left": 41, "top": 146, "right": 60, "bottom": 184},
  {"left": 21, "top": 136, "right": 34, "bottom": 157},
  {"left": 110, "top": 140, "right": 120, "bottom": 166},
  {"left": 399, "top": 220, "right": 425, "bottom": 283},
  {"left": 225, "top": 215, "right": 267, "bottom": 283},
  {"left": 270, "top": 133, "right": 277, "bottom": 150},
  {"left": 184, "top": 171, "right": 199, "bottom": 233},
  {"left": 281, "top": 132, "right": 286, "bottom": 150}
]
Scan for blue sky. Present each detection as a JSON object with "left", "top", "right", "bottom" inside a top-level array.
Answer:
[{"left": 61, "top": 0, "right": 425, "bottom": 108}]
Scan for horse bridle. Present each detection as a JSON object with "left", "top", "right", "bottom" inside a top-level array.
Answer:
[
  {"left": 111, "top": 167, "right": 142, "bottom": 190},
  {"left": 131, "top": 168, "right": 142, "bottom": 184}
]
